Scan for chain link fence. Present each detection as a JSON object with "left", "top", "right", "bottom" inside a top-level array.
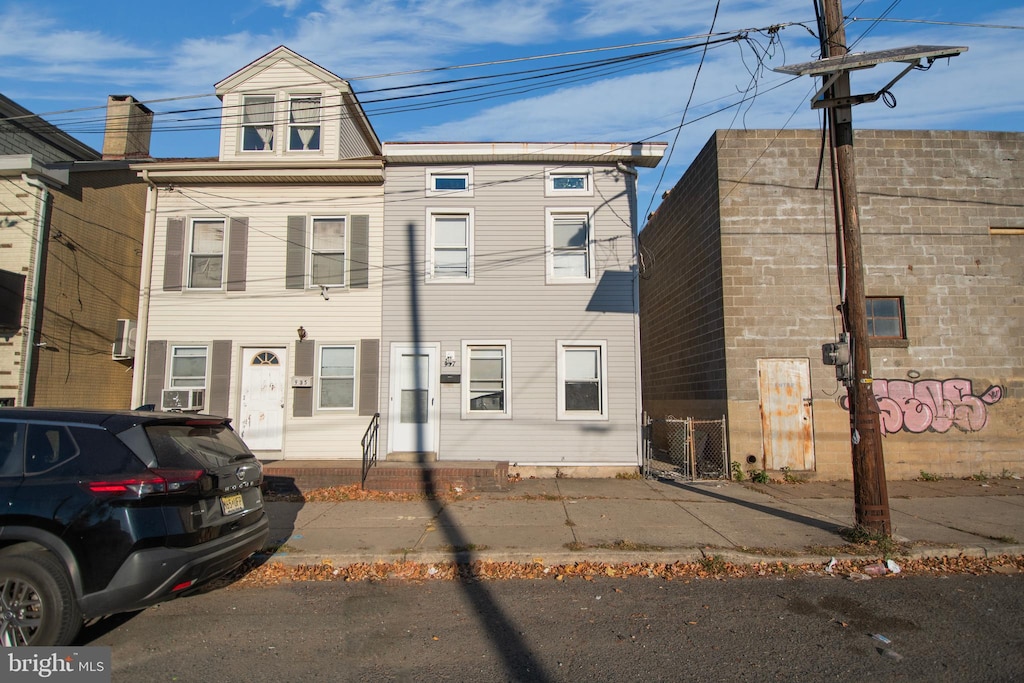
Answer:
[{"left": 643, "top": 414, "right": 729, "bottom": 481}]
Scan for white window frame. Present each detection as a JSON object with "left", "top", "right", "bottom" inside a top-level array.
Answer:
[
  {"left": 240, "top": 94, "right": 276, "bottom": 153},
  {"left": 426, "top": 168, "right": 474, "bottom": 197},
  {"left": 461, "top": 341, "right": 512, "bottom": 419},
  {"left": 545, "top": 167, "right": 593, "bottom": 196},
  {"left": 288, "top": 94, "right": 322, "bottom": 152},
  {"left": 546, "top": 208, "right": 594, "bottom": 284},
  {"left": 317, "top": 344, "right": 357, "bottom": 411},
  {"left": 426, "top": 209, "right": 474, "bottom": 283},
  {"left": 309, "top": 216, "right": 348, "bottom": 288},
  {"left": 169, "top": 345, "right": 208, "bottom": 389},
  {"left": 187, "top": 218, "right": 226, "bottom": 290},
  {"left": 556, "top": 340, "right": 608, "bottom": 421}
]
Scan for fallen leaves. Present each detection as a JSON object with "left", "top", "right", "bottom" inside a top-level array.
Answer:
[{"left": 228, "top": 554, "right": 1024, "bottom": 588}]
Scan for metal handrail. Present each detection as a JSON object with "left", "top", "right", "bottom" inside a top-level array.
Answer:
[{"left": 360, "top": 412, "right": 380, "bottom": 489}]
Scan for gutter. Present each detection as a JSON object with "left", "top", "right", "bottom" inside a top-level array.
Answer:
[
  {"left": 19, "top": 173, "right": 52, "bottom": 406},
  {"left": 130, "top": 170, "right": 158, "bottom": 408},
  {"left": 617, "top": 162, "right": 645, "bottom": 469}
]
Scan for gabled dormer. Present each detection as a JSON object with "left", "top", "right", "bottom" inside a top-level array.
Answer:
[{"left": 214, "top": 46, "right": 381, "bottom": 163}]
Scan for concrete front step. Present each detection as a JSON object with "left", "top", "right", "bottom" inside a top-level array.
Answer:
[{"left": 261, "top": 460, "right": 509, "bottom": 495}]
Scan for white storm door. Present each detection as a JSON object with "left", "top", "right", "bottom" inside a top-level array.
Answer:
[
  {"left": 389, "top": 344, "right": 438, "bottom": 454},
  {"left": 757, "top": 358, "right": 815, "bottom": 471},
  {"left": 238, "top": 347, "right": 286, "bottom": 451}
]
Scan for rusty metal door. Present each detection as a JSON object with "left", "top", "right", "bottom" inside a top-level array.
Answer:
[{"left": 757, "top": 358, "right": 815, "bottom": 471}]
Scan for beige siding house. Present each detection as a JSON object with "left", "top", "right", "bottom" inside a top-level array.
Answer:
[
  {"left": 132, "top": 47, "right": 385, "bottom": 460},
  {"left": 381, "top": 143, "right": 665, "bottom": 474}
]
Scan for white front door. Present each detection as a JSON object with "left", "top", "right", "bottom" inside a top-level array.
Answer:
[
  {"left": 389, "top": 344, "right": 439, "bottom": 454},
  {"left": 238, "top": 347, "right": 286, "bottom": 451}
]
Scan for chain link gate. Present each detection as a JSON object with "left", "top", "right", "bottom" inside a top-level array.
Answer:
[{"left": 642, "top": 414, "right": 729, "bottom": 480}]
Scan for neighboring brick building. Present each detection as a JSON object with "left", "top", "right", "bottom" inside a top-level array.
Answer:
[
  {"left": 639, "top": 129, "right": 1023, "bottom": 480},
  {"left": 0, "top": 94, "right": 149, "bottom": 408}
]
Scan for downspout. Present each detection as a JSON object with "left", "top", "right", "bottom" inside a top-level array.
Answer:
[
  {"left": 20, "top": 174, "right": 51, "bottom": 406},
  {"left": 617, "top": 161, "right": 644, "bottom": 469},
  {"left": 131, "top": 170, "right": 158, "bottom": 408}
]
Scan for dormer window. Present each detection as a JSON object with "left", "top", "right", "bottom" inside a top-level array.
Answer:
[
  {"left": 242, "top": 96, "right": 275, "bottom": 151},
  {"left": 289, "top": 96, "right": 321, "bottom": 151}
]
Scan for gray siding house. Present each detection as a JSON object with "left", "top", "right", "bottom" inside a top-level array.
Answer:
[
  {"left": 381, "top": 142, "right": 665, "bottom": 475},
  {"left": 639, "top": 129, "right": 1023, "bottom": 481}
]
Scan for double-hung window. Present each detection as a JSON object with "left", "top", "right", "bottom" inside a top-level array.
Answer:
[
  {"left": 311, "top": 217, "right": 346, "bottom": 286},
  {"left": 170, "top": 346, "right": 208, "bottom": 388},
  {"left": 319, "top": 345, "right": 356, "bottom": 409},
  {"left": 463, "top": 343, "right": 511, "bottom": 418},
  {"left": 289, "top": 96, "right": 321, "bottom": 151},
  {"left": 557, "top": 341, "right": 607, "bottom": 420},
  {"left": 547, "top": 210, "right": 593, "bottom": 282},
  {"left": 428, "top": 211, "right": 473, "bottom": 281},
  {"left": 242, "top": 96, "right": 275, "bottom": 151},
  {"left": 188, "top": 219, "right": 225, "bottom": 289}
]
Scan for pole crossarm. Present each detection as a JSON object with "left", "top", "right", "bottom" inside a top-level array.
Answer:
[{"left": 774, "top": 45, "right": 967, "bottom": 111}]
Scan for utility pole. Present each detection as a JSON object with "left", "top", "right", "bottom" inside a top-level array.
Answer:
[
  {"left": 818, "top": 0, "right": 891, "bottom": 534},
  {"left": 777, "top": 4, "right": 964, "bottom": 536}
]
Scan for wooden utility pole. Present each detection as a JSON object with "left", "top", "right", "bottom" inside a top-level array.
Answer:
[{"left": 819, "top": 0, "right": 891, "bottom": 534}]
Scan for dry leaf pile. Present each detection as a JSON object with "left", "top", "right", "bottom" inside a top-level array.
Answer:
[{"left": 230, "top": 554, "right": 1023, "bottom": 588}]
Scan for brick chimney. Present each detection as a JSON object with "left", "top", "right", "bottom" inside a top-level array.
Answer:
[{"left": 102, "top": 95, "right": 153, "bottom": 160}]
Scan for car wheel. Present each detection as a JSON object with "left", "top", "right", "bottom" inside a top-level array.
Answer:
[{"left": 0, "top": 552, "right": 82, "bottom": 646}]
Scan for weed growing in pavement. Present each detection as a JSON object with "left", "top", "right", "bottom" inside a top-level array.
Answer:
[
  {"left": 965, "top": 471, "right": 989, "bottom": 481},
  {"left": 616, "top": 470, "right": 643, "bottom": 480},
  {"left": 780, "top": 466, "right": 803, "bottom": 484},
  {"left": 698, "top": 553, "right": 728, "bottom": 574},
  {"left": 751, "top": 469, "right": 770, "bottom": 484},
  {"left": 917, "top": 470, "right": 944, "bottom": 481},
  {"left": 839, "top": 525, "right": 900, "bottom": 560},
  {"left": 730, "top": 461, "right": 745, "bottom": 482}
]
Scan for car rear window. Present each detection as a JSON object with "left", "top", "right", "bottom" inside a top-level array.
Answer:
[{"left": 145, "top": 423, "right": 254, "bottom": 470}]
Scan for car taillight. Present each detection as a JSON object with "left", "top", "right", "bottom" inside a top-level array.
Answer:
[{"left": 86, "top": 468, "right": 204, "bottom": 498}]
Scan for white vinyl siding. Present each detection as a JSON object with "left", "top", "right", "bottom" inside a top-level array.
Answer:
[
  {"left": 427, "top": 210, "right": 473, "bottom": 282},
  {"left": 462, "top": 341, "right": 511, "bottom": 419},
  {"left": 380, "top": 161, "right": 641, "bottom": 465},
  {"left": 547, "top": 209, "right": 593, "bottom": 282},
  {"left": 188, "top": 219, "right": 225, "bottom": 289}
]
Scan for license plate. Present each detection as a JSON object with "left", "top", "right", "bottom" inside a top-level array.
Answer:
[{"left": 221, "top": 493, "right": 244, "bottom": 516}]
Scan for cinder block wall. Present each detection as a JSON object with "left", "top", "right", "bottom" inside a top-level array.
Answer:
[{"left": 640, "top": 129, "right": 1024, "bottom": 480}]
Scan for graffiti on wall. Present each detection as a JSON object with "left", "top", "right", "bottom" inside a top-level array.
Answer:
[{"left": 840, "top": 378, "right": 1004, "bottom": 434}]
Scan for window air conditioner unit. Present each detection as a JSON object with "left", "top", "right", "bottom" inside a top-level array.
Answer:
[
  {"left": 112, "top": 319, "right": 137, "bottom": 360},
  {"left": 161, "top": 388, "right": 206, "bottom": 412}
]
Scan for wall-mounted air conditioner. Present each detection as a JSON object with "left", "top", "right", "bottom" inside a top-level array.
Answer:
[
  {"left": 161, "top": 388, "right": 206, "bottom": 412},
  {"left": 112, "top": 319, "right": 137, "bottom": 360}
]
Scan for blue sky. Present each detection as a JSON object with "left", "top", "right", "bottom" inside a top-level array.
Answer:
[{"left": 2, "top": 0, "right": 1021, "bottom": 210}]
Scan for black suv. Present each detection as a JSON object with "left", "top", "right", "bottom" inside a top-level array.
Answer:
[{"left": 0, "top": 408, "right": 269, "bottom": 646}]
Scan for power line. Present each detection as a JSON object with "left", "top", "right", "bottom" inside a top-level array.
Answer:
[{"left": 847, "top": 17, "right": 1024, "bottom": 31}]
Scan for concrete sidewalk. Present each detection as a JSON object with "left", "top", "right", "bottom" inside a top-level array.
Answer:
[{"left": 261, "top": 476, "right": 1024, "bottom": 567}]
